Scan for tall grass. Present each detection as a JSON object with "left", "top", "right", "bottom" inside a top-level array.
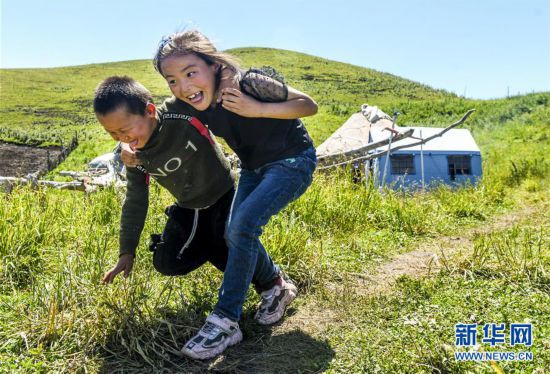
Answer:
[
  {"left": 0, "top": 158, "right": 528, "bottom": 371},
  {"left": 470, "top": 225, "right": 549, "bottom": 285}
]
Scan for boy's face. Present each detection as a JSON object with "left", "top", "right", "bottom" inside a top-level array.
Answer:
[
  {"left": 98, "top": 104, "right": 157, "bottom": 150},
  {"left": 161, "top": 53, "right": 218, "bottom": 111}
]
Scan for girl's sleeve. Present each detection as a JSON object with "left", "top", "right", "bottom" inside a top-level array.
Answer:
[{"left": 240, "top": 66, "right": 289, "bottom": 102}]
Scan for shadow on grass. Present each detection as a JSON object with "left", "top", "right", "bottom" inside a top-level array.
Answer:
[{"left": 98, "top": 308, "right": 334, "bottom": 373}]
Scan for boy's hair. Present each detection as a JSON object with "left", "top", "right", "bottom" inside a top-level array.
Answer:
[
  {"left": 93, "top": 76, "right": 153, "bottom": 116},
  {"left": 153, "top": 30, "right": 241, "bottom": 76}
]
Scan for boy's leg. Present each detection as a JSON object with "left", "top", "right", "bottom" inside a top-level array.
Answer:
[
  {"left": 152, "top": 205, "right": 210, "bottom": 276},
  {"left": 152, "top": 188, "right": 282, "bottom": 285},
  {"left": 214, "top": 148, "right": 317, "bottom": 322}
]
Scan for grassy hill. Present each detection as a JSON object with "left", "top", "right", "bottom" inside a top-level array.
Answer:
[
  {"left": 1, "top": 49, "right": 549, "bottom": 372},
  {"left": 1, "top": 48, "right": 548, "bottom": 170},
  {"left": 0, "top": 47, "right": 457, "bottom": 147}
]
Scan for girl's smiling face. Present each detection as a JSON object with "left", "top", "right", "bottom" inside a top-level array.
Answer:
[{"left": 161, "top": 54, "right": 218, "bottom": 111}]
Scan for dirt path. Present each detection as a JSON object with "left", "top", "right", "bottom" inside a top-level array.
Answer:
[
  {"left": 351, "top": 205, "right": 538, "bottom": 296},
  {"left": 276, "top": 204, "right": 540, "bottom": 336}
]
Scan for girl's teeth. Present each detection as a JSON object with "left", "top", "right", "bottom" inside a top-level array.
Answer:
[{"left": 188, "top": 92, "right": 203, "bottom": 103}]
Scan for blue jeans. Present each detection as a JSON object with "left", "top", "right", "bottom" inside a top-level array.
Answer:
[{"left": 214, "top": 147, "right": 317, "bottom": 321}]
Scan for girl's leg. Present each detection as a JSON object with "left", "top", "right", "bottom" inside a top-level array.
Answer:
[
  {"left": 206, "top": 185, "right": 279, "bottom": 291},
  {"left": 214, "top": 149, "right": 316, "bottom": 321}
]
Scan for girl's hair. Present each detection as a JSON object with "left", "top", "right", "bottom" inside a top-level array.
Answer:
[{"left": 153, "top": 30, "right": 241, "bottom": 76}]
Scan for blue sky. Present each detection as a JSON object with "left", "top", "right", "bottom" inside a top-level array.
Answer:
[{"left": 1, "top": 0, "right": 549, "bottom": 99}]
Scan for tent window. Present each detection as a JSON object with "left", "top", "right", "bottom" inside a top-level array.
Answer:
[
  {"left": 448, "top": 155, "right": 471, "bottom": 180},
  {"left": 390, "top": 154, "right": 415, "bottom": 175}
]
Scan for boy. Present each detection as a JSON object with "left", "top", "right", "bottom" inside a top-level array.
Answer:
[{"left": 93, "top": 76, "right": 296, "bottom": 359}]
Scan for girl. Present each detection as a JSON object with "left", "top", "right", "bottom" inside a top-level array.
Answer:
[{"left": 154, "top": 30, "right": 317, "bottom": 360}]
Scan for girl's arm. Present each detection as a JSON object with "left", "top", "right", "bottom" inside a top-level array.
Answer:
[
  {"left": 220, "top": 86, "right": 318, "bottom": 119},
  {"left": 219, "top": 67, "right": 317, "bottom": 119}
]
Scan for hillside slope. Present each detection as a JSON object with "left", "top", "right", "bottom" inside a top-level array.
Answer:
[{"left": 0, "top": 47, "right": 455, "bottom": 148}]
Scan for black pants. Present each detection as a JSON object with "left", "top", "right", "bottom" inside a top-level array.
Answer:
[
  {"left": 151, "top": 188, "right": 233, "bottom": 275},
  {"left": 150, "top": 187, "right": 277, "bottom": 292}
]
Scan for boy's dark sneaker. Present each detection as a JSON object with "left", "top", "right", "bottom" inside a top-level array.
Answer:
[
  {"left": 254, "top": 276, "right": 297, "bottom": 325},
  {"left": 181, "top": 312, "right": 242, "bottom": 360}
]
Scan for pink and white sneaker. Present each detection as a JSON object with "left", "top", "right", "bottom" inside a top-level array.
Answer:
[{"left": 254, "top": 277, "right": 298, "bottom": 325}]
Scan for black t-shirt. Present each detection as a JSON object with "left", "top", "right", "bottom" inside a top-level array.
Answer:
[
  {"left": 198, "top": 107, "right": 313, "bottom": 170},
  {"left": 190, "top": 67, "right": 315, "bottom": 170}
]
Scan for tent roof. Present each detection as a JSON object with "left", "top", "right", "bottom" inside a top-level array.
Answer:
[
  {"left": 316, "top": 110, "right": 393, "bottom": 157},
  {"left": 370, "top": 127, "right": 481, "bottom": 153}
]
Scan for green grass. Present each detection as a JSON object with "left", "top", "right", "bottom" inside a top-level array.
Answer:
[
  {"left": 1, "top": 49, "right": 549, "bottom": 372},
  {"left": 324, "top": 205, "right": 549, "bottom": 373}
]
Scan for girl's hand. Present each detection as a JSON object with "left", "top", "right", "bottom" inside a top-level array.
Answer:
[
  {"left": 221, "top": 88, "right": 265, "bottom": 117},
  {"left": 102, "top": 254, "right": 134, "bottom": 284},
  {"left": 216, "top": 68, "right": 240, "bottom": 103},
  {"left": 120, "top": 143, "right": 142, "bottom": 167}
]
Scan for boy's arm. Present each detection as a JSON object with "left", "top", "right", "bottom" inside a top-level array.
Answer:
[
  {"left": 119, "top": 167, "right": 149, "bottom": 256},
  {"left": 102, "top": 167, "right": 149, "bottom": 284},
  {"left": 220, "top": 67, "right": 318, "bottom": 119}
]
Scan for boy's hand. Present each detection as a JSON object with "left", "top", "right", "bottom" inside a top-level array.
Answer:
[
  {"left": 102, "top": 254, "right": 134, "bottom": 284},
  {"left": 221, "top": 88, "right": 265, "bottom": 118},
  {"left": 120, "top": 143, "right": 142, "bottom": 167}
]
